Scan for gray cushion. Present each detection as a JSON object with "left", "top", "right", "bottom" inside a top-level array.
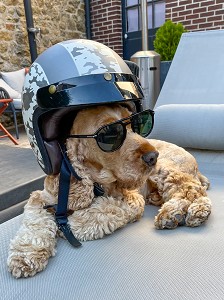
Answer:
[
  {"left": 0, "top": 78, "right": 21, "bottom": 99},
  {"left": 0, "top": 159, "right": 224, "bottom": 299},
  {"left": 1, "top": 68, "right": 25, "bottom": 94},
  {"left": 12, "top": 98, "right": 22, "bottom": 110},
  {"left": 150, "top": 104, "right": 224, "bottom": 150}
]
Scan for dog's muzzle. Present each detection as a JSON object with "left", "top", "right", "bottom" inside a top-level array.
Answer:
[{"left": 142, "top": 151, "right": 159, "bottom": 166}]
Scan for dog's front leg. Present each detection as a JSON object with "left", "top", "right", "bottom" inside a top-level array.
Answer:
[
  {"left": 7, "top": 191, "right": 58, "bottom": 278},
  {"left": 68, "top": 195, "right": 136, "bottom": 241},
  {"left": 122, "top": 189, "right": 145, "bottom": 221}
]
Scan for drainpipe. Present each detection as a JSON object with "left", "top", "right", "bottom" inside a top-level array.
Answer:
[
  {"left": 23, "top": 0, "right": 39, "bottom": 62},
  {"left": 84, "top": 0, "right": 92, "bottom": 39}
]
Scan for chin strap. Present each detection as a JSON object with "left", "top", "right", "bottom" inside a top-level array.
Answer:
[{"left": 44, "top": 144, "right": 104, "bottom": 248}]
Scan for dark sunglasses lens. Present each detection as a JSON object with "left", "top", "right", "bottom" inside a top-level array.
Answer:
[
  {"left": 96, "top": 123, "right": 125, "bottom": 152},
  {"left": 131, "top": 111, "right": 153, "bottom": 137}
]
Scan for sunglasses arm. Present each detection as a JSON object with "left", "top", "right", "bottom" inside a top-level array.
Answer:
[{"left": 68, "top": 134, "right": 98, "bottom": 139}]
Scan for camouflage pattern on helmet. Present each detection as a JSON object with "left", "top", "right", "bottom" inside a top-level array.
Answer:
[
  {"left": 60, "top": 39, "right": 131, "bottom": 76},
  {"left": 22, "top": 39, "right": 133, "bottom": 172},
  {"left": 22, "top": 63, "right": 49, "bottom": 168}
]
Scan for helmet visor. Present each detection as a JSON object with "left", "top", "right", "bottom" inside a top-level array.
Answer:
[{"left": 36, "top": 73, "right": 144, "bottom": 109}]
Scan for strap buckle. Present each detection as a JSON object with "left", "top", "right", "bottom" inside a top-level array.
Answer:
[{"left": 56, "top": 214, "right": 82, "bottom": 248}]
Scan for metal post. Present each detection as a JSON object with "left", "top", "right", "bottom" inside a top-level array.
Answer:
[
  {"left": 131, "top": 0, "right": 161, "bottom": 110},
  {"left": 141, "top": 0, "right": 148, "bottom": 51},
  {"left": 23, "top": 0, "right": 38, "bottom": 62}
]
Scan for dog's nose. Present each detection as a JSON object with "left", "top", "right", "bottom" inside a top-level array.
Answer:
[{"left": 142, "top": 151, "right": 159, "bottom": 166}]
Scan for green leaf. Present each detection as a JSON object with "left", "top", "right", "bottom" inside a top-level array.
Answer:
[{"left": 153, "top": 20, "right": 187, "bottom": 61}]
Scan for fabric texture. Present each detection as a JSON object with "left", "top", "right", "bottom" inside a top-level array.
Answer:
[
  {"left": 0, "top": 160, "right": 224, "bottom": 299},
  {"left": 0, "top": 78, "right": 21, "bottom": 99},
  {"left": 1, "top": 68, "right": 25, "bottom": 94},
  {"left": 150, "top": 104, "right": 224, "bottom": 150}
]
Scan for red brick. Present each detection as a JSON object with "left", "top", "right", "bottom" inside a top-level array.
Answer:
[
  {"left": 172, "top": 17, "right": 186, "bottom": 22},
  {"left": 207, "top": 15, "right": 222, "bottom": 22},
  {"left": 192, "top": 0, "right": 204, "bottom": 1},
  {"left": 179, "top": 10, "right": 192, "bottom": 16},
  {"left": 187, "top": 3, "right": 200, "bottom": 9},
  {"left": 198, "top": 25, "right": 213, "bottom": 30},
  {"left": 166, "top": 0, "right": 177, "bottom": 3},
  {"left": 193, "top": 7, "right": 207, "bottom": 14},
  {"left": 179, "top": 0, "right": 192, "bottom": 5},
  {"left": 166, "top": 2, "right": 178, "bottom": 9},
  {"left": 172, "top": 6, "right": 185, "bottom": 13},
  {"left": 200, "top": 1, "right": 216, "bottom": 7},
  {"left": 96, "top": 8, "right": 107, "bottom": 14},
  {"left": 192, "top": 18, "right": 206, "bottom": 24},
  {"left": 181, "top": 20, "right": 192, "bottom": 26},
  {"left": 186, "top": 14, "right": 199, "bottom": 20},
  {"left": 215, "top": 10, "right": 224, "bottom": 15},
  {"left": 214, "top": 20, "right": 224, "bottom": 26},
  {"left": 185, "top": 24, "right": 198, "bottom": 31},
  {"left": 200, "top": 11, "right": 214, "bottom": 17},
  {"left": 211, "top": 26, "right": 223, "bottom": 29}
]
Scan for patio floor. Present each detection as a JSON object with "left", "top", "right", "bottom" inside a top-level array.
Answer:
[{"left": 0, "top": 126, "right": 45, "bottom": 222}]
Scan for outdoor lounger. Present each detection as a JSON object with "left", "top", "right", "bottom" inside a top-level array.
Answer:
[{"left": 0, "top": 30, "right": 224, "bottom": 299}]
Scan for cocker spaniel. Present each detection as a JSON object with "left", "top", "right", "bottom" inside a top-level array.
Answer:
[{"left": 7, "top": 104, "right": 211, "bottom": 278}]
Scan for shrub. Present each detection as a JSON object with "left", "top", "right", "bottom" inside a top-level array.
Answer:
[{"left": 153, "top": 20, "right": 187, "bottom": 61}]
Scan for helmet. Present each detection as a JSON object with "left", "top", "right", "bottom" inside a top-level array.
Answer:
[{"left": 22, "top": 39, "right": 144, "bottom": 175}]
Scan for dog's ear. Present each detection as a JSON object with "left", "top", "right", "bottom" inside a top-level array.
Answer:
[
  {"left": 66, "top": 138, "right": 88, "bottom": 174},
  {"left": 66, "top": 138, "right": 117, "bottom": 185},
  {"left": 84, "top": 160, "right": 117, "bottom": 184}
]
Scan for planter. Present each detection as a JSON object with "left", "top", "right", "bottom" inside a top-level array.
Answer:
[{"left": 160, "top": 60, "right": 172, "bottom": 89}]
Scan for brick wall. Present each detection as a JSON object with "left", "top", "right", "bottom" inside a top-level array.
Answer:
[
  {"left": 90, "top": 0, "right": 123, "bottom": 57},
  {"left": 166, "top": 0, "right": 224, "bottom": 31}
]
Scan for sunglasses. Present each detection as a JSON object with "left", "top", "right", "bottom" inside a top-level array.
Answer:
[{"left": 67, "top": 109, "right": 154, "bottom": 152}]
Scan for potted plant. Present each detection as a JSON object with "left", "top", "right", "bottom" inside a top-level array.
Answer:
[{"left": 153, "top": 20, "right": 187, "bottom": 87}]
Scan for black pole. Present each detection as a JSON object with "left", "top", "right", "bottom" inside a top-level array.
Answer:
[
  {"left": 84, "top": 0, "right": 92, "bottom": 39},
  {"left": 23, "top": 0, "right": 38, "bottom": 62}
]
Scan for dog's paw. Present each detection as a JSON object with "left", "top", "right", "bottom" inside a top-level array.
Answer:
[
  {"left": 7, "top": 250, "right": 51, "bottom": 278},
  {"left": 198, "top": 172, "right": 210, "bottom": 190},
  {"left": 185, "top": 196, "right": 212, "bottom": 227},
  {"left": 154, "top": 209, "right": 185, "bottom": 229},
  {"left": 154, "top": 199, "right": 191, "bottom": 229}
]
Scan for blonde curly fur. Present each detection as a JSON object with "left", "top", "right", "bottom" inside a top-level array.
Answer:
[{"left": 7, "top": 105, "right": 211, "bottom": 278}]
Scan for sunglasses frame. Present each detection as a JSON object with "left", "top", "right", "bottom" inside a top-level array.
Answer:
[{"left": 68, "top": 109, "right": 154, "bottom": 152}]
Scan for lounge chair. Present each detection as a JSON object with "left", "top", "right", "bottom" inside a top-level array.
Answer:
[
  {"left": 0, "top": 68, "right": 28, "bottom": 139},
  {"left": 0, "top": 30, "right": 224, "bottom": 299}
]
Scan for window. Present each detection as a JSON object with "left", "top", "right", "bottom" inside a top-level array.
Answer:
[{"left": 126, "top": 0, "right": 165, "bottom": 33}]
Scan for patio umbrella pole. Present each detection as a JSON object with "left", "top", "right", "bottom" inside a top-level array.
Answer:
[{"left": 23, "top": 0, "right": 39, "bottom": 62}]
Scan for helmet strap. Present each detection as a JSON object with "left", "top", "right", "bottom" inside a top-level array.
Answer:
[
  {"left": 60, "top": 144, "right": 105, "bottom": 197},
  {"left": 44, "top": 144, "right": 104, "bottom": 247},
  {"left": 55, "top": 147, "right": 82, "bottom": 247}
]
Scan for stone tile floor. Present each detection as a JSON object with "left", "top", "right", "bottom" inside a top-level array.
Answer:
[{"left": 0, "top": 125, "right": 44, "bottom": 193}]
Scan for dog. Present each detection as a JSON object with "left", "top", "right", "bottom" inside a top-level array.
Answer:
[{"left": 7, "top": 104, "right": 211, "bottom": 278}]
